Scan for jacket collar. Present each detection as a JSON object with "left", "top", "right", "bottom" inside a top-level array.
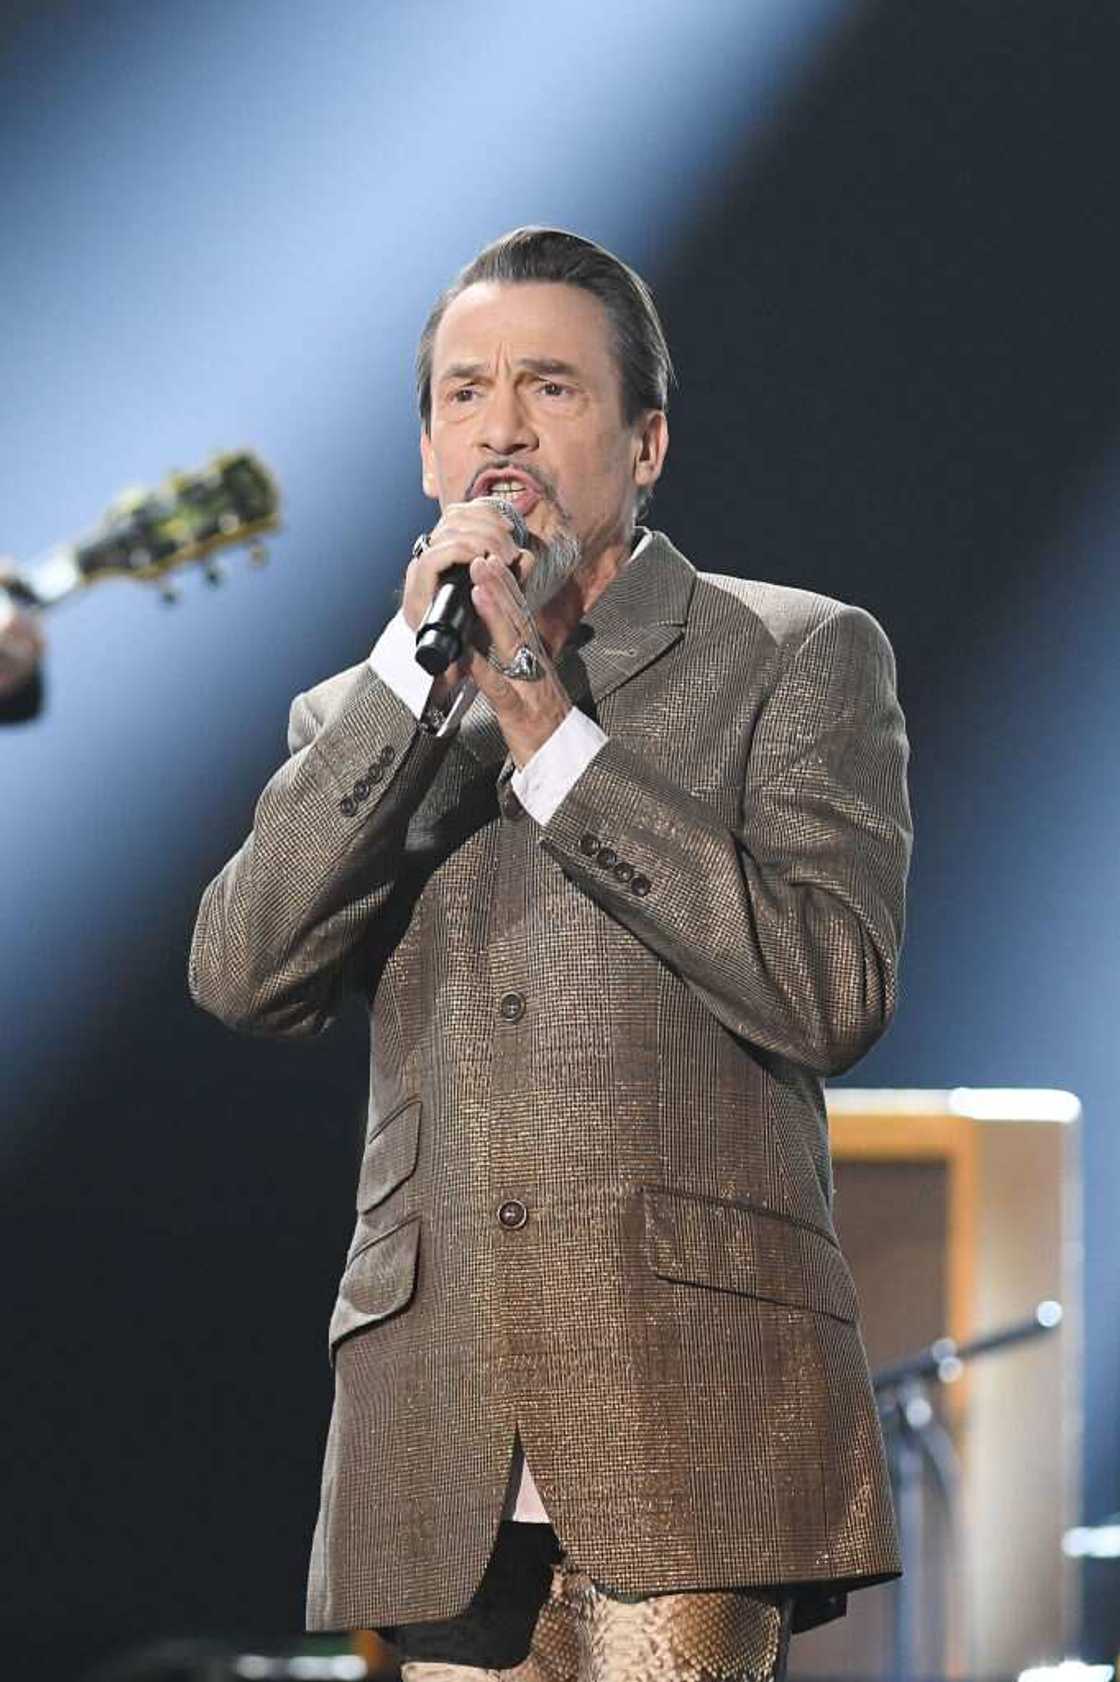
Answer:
[{"left": 455, "top": 530, "right": 695, "bottom": 774}]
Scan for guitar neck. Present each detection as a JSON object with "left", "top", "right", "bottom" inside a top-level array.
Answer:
[
  {"left": 7, "top": 548, "right": 84, "bottom": 611},
  {"left": 3, "top": 450, "right": 279, "bottom": 617}
]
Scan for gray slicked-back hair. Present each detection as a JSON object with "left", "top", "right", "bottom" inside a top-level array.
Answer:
[{"left": 416, "top": 226, "right": 674, "bottom": 436}]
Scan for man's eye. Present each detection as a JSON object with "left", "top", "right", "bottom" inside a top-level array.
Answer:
[
  {"left": 539, "top": 381, "right": 571, "bottom": 398},
  {"left": 450, "top": 387, "right": 478, "bottom": 403}
]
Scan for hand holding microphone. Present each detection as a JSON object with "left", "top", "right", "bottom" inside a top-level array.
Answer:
[
  {"left": 402, "top": 493, "right": 576, "bottom": 769},
  {"left": 404, "top": 497, "right": 529, "bottom": 679}
]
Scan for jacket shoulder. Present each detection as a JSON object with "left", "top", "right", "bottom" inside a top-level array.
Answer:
[
  {"left": 694, "top": 571, "right": 855, "bottom": 647},
  {"left": 299, "top": 662, "right": 372, "bottom": 723},
  {"left": 644, "top": 532, "right": 892, "bottom": 659},
  {"left": 286, "top": 661, "right": 373, "bottom": 753}
]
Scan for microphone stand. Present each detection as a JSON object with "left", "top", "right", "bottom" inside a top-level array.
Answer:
[{"left": 873, "top": 1300, "right": 1063, "bottom": 1682}]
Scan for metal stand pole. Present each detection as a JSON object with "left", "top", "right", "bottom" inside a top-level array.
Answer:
[{"left": 874, "top": 1300, "right": 1063, "bottom": 1682}]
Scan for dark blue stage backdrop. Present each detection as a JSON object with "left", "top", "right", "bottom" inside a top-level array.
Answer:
[{"left": 2, "top": 1, "right": 1118, "bottom": 1674}]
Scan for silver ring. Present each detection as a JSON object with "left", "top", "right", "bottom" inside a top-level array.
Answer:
[{"left": 487, "top": 642, "right": 543, "bottom": 682}]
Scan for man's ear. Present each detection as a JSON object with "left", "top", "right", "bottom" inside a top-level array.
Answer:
[
  {"left": 420, "top": 427, "right": 439, "bottom": 500},
  {"left": 633, "top": 410, "right": 669, "bottom": 494}
]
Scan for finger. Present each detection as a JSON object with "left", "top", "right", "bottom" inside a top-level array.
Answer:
[
  {"left": 469, "top": 555, "right": 537, "bottom": 659},
  {"left": 0, "top": 618, "right": 42, "bottom": 692},
  {"left": 487, "top": 548, "right": 532, "bottom": 609},
  {"left": 468, "top": 561, "right": 520, "bottom": 658},
  {"left": 475, "top": 551, "right": 541, "bottom": 640},
  {"left": 403, "top": 508, "right": 523, "bottom": 622},
  {"left": 402, "top": 533, "right": 497, "bottom": 632},
  {"left": 435, "top": 502, "right": 522, "bottom": 559}
]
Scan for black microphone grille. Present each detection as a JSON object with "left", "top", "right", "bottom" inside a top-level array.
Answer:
[{"left": 485, "top": 496, "right": 530, "bottom": 551}]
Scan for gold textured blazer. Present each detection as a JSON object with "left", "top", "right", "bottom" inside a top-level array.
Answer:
[{"left": 189, "top": 532, "right": 912, "bottom": 1636}]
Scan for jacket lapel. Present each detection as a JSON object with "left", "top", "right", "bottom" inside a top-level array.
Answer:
[{"left": 456, "top": 531, "right": 695, "bottom": 774}]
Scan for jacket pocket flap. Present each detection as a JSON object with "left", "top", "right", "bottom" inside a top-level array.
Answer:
[
  {"left": 643, "top": 1188, "right": 858, "bottom": 1324},
  {"left": 357, "top": 1098, "right": 421, "bottom": 1212},
  {"left": 329, "top": 1217, "right": 419, "bottom": 1356}
]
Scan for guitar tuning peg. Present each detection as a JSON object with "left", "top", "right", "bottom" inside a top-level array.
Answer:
[
  {"left": 159, "top": 582, "right": 180, "bottom": 605},
  {"left": 247, "top": 541, "right": 269, "bottom": 568},
  {"left": 204, "top": 559, "right": 225, "bottom": 586}
]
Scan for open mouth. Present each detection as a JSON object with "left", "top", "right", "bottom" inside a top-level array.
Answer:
[{"left": 470, "top": 470, "right": 544, "bottom": 519}]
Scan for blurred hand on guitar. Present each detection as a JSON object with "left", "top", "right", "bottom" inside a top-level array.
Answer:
[{"left": 0, "top": 564, "right": 45, "bottom": 699}]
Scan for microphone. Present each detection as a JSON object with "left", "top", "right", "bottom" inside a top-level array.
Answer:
[{"left": 414, "top": 497, "right": 529, "bottom": 677}]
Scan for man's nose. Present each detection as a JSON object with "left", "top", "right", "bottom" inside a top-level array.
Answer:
[{"left": 479, "top": 382, "right": 536, "bottom": 455}]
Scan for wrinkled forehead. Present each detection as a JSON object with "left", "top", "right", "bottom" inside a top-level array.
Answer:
[{"left": 432, "top": 280, "right": 618, "bottom": 384}]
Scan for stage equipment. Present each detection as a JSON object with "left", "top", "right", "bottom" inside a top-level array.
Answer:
[
  {"left": 0, "top": 449, "right": 279, "bottom": 618},
  {"left": 1064, "top": 1518, "right": 1120, "bottom": 1560},
  {"left": 85, "top": 1635, "right": 381, "bottom": 1680},
  {"left": 1062, "top": 1522, "right": 1120, "bottom": 1674},
  {"left": 877, "top": 1301, "right": 1063, "bottom": 1682},
  {"left": 789, "top": 1088, "right": 1082, "bottom": 1682}
]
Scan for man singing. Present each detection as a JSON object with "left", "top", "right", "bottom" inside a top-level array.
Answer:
[{"left": 190, "top": 227, "right": 911, "bottom": 1682}]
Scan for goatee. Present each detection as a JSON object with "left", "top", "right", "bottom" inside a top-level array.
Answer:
[{"left": 521, "top": 530, "right": 582, "bottom": 615}]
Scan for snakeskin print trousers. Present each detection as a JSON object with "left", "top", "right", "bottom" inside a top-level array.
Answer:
[{"left": 393, "top": 1523, "right": 793, "bottom": 1682}]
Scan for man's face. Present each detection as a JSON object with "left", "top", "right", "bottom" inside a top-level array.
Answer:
[{"left": 420, "top": 280, "right": 665, "bottom": 569}]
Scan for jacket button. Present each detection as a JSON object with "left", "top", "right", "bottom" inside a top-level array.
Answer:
[
  {"left": 613, "top": 860, "right": 634, "bottom": 883},
  {"left": 498, "top": 991, "right": 526, "bottom": 1023},
  {"left": 579, "top": 833, "right": 600, "bottom": 856},
  {"left": 497, "top": 1199, "right": 528, "bottom": 1230},
  {"left": 630, "top": 874, "right": 652, "bottom": 897},
  {"left": 368, "top": 764, "right": 384, "bottom": 783},
  {"left": 596, "top": 846, "right": 618, "bottom": 869},
  {"left": 339, "top": 796, "right": 356, "bottom": 817},
  {"left": 379, "top": 745, "right": 395, "bottom": 765},
  {"left": 354, "top": 779, "right": 370, "bottom": 800}
]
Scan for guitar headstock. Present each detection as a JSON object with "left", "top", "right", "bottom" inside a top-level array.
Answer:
[
  {"left": 17, "top": 450, "right": 281, "bottom": 608},
  {"left": 80, "top": 450, "right": 281, "bottom": 597}
]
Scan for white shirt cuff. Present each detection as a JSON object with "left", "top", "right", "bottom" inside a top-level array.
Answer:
[
  {"left": 511, "top": 707, "right": 608, "bottom": 826},
  {"left": 368, "top": 609, "right": 435, "bottom": 721},
  {"left": 368, "top": 609, "right": 472, "bottom": 736}
]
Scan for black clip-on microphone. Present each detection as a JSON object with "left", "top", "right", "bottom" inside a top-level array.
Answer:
[{"left": 414, "top": 497, "right": 529, "bottom": 677}]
